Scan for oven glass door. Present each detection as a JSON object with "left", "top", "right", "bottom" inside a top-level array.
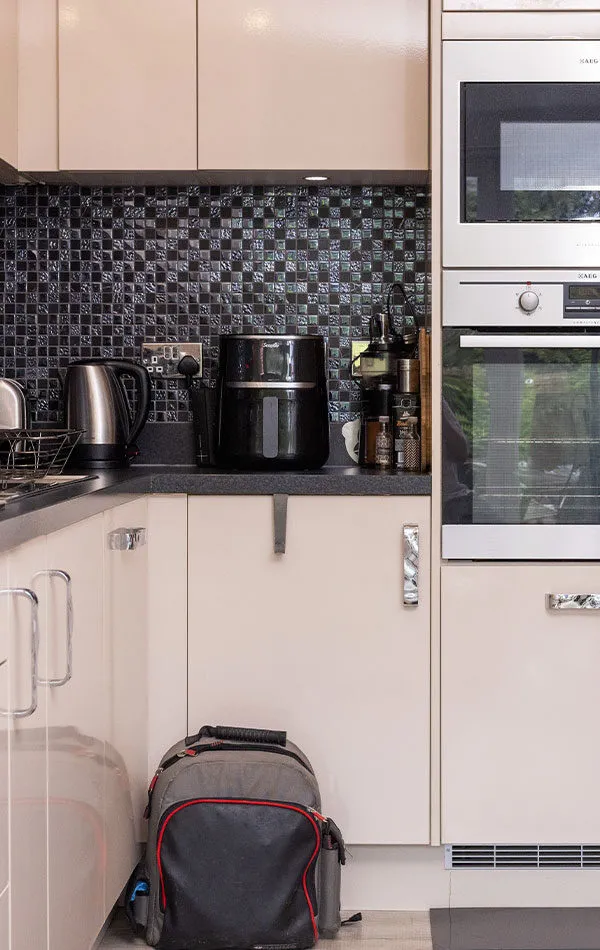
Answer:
[
  {"left": 443, "top": 329, "right": 600, "bottom": 527},
  {"left": 463, "top": 83, "right": 600, "bottom": 223}
]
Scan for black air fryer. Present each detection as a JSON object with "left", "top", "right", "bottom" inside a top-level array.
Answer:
[{"left": 217, "top": 334, "right": 329, "bottom": 470}]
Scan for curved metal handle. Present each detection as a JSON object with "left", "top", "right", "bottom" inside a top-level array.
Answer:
[
  {"left": 547, "top": 593, "right": 600, "bottom": 610},
  {"left": 0, "top": 588, "right": 39, "bottom": 718},
  {"left": 34, "top": 570, "right": 73, "bottom": 687},
  {"left": 108, "top": 527, "right": 147, "bottom": 551},
  {"left": 403, "top": 524, "right": 419, "bottom": 607}
]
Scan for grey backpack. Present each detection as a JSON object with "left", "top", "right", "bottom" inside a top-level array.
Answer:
[{"left": 128, "top": 725, "right": 347, "bottom": 950}]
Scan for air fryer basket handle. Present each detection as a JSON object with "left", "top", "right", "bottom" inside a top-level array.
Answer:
[
  {"left": 186, "top": 725, "right": 287, "bottom": 747},
  {"left": 110, "top": 362, "right": 151, "bottom": 446}
]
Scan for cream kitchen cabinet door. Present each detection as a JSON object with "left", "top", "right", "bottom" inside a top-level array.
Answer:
[
  {"left": 0, "top": 552, "right": 9, "bottom": 949},
  {"left": 197, "top": 0, "right": 428, "bottom": 174},
  {"left": 104, "top": 500, "right": 149, "bottom": 913},
  {"left": 58, "top": 0, "right": 197, "bottom": 171},
  {"left": 0, "top": 0, "right": 17, "bottom": 171},
  {"left": 8, "top": 536, "right": 48, "bottom": 950},
  {"left": 43, "top": 516, "right": 106, "bottom": 950},
  {"left": 442, "top": 562, "right": 600, "bottom": 844},
  {"left": 187, "top": 495, "right": 431, "bottom": 844}
]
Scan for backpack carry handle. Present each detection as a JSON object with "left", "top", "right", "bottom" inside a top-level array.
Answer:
[{"left": 186, "top": 725, "right": 287, "bottom": 747}]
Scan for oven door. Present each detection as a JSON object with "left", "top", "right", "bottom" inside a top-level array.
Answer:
[
  {"left": 443, "top": 40, "right": 600, "bottom": 268},
  {"left": 442, "top": 329, "right": 600, "bottom": 559}
]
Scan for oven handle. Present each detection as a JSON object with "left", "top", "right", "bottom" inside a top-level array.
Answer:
[{"left": 460, "top": 335, "right": 600, "bottom": 349}]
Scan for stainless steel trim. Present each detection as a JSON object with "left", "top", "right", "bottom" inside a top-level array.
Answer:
[
  {"left": 547, "top": 593, "right": 600, "bottom": 610},
  {"left": 273, "top": 494, "right": 288, "bottom": 555},
  {"left": 224, "top": 335, "right": 316, "bottom": 341},
  {"left": 34, "top": 570, "right": 72, "bottom": 688},
  {"left": 0, "top": 378, "right": 27, "bottom": 430},
  {"left": 403, "top": 524, "right": 419, "bottom": 607},
  {"left": 0, "top": 587, "right": 39, "bottom": 718},
  {"left": 108, "top": 527, "right": 147, "bottom": 551},
  {"left": 442, "top": 12, "right": 600, "bottom": 39},
  {"left": 442, "top": 40, "right": 600, "bottom": 268},
  {"left": 225, "top": 381, "right": 316, "bottom": 390},
  {"left": 460, "top": 335, "right": 600, "bottom": 349},
  {"left": 443, "top": 524, "right": 600, "bottom": 560}
]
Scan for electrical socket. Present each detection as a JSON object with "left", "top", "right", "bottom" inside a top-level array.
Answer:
[
  {"left": 351, "top": 340, "right": 370, "bottom": 377},
  {"left": 141, "top": 342, "right": 202, "bottom": 379}
]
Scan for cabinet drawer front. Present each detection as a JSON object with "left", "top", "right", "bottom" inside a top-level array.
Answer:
[{"left": 442, "top": 563, "right": 600, "bottom": 843}]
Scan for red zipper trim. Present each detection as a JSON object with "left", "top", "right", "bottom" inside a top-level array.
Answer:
[{"left": 156, "top": 798, "right": 321, "bottom": 940}]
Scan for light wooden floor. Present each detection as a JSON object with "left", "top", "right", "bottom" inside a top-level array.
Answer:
[{"left": 99, "top": 909, "right": 433, "bottom": 949}]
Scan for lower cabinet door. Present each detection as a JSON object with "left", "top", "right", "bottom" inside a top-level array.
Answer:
[
  {"left": 442, "top": 562, "right": 600, "bottom": 844},
  {"left": 104, "top": 500, "right": 149, "bottom": 914},
  {"left": 0, "top": 553, "right": 9, "bottom": 911},
  {"left": 44, "top": 516, "right": 105, "bottom": 950},
  {"left": 0, "top": 885, "right": 8, "bottom": 950},
  {"left": 8, "top": 537, "right": 48, "bottom": 950},
  {"left": 187, "top": 496, "right": 431, "bottom": 845}
]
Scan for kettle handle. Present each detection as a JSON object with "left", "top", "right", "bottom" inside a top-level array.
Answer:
[{"left": 108, "top": 362, "right": 152, "bottom": 446}]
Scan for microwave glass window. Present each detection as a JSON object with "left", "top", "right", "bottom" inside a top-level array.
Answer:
[
  {"left": 462, "top": 83, "right": 600, "bottom": 222},
  {"left": 442, "top": 330, "right": 600, "bottom": 526}
]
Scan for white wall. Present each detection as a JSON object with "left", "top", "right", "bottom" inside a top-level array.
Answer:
[{"left": 342, "top": 847, "right": 600, "bottom": 910}]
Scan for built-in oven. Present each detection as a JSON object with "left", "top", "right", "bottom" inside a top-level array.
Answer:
[
  {"left": 443, "top": 35, "right": 600, "bottom": 267},
  {"left": 443, "top": 270, "right": 600, "bottom": 559}
]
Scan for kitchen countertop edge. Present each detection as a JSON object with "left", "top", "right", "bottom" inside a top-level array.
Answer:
[{"left": 0, "top": 466, "right": 431, "bottom": 553}]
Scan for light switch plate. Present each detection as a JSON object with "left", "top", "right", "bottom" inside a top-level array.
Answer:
[{"left": 141, "top": 342, "right": 202, "bottom": 379}]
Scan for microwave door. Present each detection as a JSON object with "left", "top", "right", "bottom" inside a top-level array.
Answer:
[{"left": 443, "top": 40, "right": 600, "bottom": 267}]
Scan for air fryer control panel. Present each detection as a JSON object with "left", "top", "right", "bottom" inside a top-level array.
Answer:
[{"left": 443, "top": 269, "right": 600, "bottom": 327}]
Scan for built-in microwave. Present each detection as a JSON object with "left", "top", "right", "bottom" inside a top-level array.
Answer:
[
  {"left": 443, "top": 38, "right": 600, "bottom": 268},
  {"left": 443, "top": 270, "right": 600, "bottom": 560}
]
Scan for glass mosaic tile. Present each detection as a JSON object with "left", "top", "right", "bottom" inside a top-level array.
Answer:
[{"left": 0, "top": 184, "right": 430, "bottom": 424}]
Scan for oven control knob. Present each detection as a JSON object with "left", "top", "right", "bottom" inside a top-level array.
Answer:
[{"left": 518, "top": 290, "right": 539, "bottom": 312}]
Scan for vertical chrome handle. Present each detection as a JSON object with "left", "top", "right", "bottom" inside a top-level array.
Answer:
[
  {"left": 34, "top": 570, "right": 73, "bottom": 687},
  {"left": 0, "top": 588, "right": 39, "bottom": 718},
  {"left": 403, "top": 524, "right": 419, "bottom": 607},
  {"left": 108, "top": 527, "right": 147, "bottom": 551}
]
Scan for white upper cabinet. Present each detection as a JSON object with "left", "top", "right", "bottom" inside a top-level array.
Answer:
[
  {"left": 18, "top": 0, "right": 59, "bottom": 172},
  {"left": 197, "top": 0, "right": 429, "bottom": 174},
  {"left": 0, "top": 0, "right": 18, "bottom": 171},
  {"left": 58, "top": 0, "right": 197, "bottom": 171}
]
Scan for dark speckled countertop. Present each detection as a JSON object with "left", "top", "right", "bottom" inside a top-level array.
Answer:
[{"left": 0, "top": 465, "right": 431, "bottom": 553}]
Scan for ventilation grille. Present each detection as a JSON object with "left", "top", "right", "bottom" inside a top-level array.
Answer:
[{"left": 445, "top": 845, "right": 600, "bottom": 869}]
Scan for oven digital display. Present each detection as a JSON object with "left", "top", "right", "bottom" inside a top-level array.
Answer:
[{"left": 569, "top": 285, "right": 600, "bottom": 300}]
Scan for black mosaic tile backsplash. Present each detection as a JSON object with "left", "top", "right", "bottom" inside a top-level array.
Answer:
[{"left": 0, "top": 184, "right": 429, "bottom": 424}]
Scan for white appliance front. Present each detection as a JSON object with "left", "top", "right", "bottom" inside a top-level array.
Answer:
[{"left": 443, "top": 40, "right": 600, "bottom": 268}]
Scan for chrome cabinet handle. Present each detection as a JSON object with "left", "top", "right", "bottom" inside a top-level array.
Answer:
[
  {"left": 547, "top": 593, "right": 600, "bottom": 610},
  {"left": 108, "top": 527, "right": 147, "bottom": 551},
  {"left": 461, "top": 334, "right": 600, "bottom": 350},
  {"left": 0, "top": 588, "right": 39, "bottom": 718},
  {"left": 403, "top": 524, "right": 419, "bottom": 607},
  {"left": 34, "top": 570, "right": 73, "bottom": 688}
]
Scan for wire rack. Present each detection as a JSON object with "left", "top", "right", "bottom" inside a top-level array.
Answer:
[{"left": 0, "top": 430, "right": 83, "bottom": 486}]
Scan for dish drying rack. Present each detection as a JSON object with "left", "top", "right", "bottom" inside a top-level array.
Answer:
[{"left": 0, "top": 429, "right": 83, "bottom": 488}]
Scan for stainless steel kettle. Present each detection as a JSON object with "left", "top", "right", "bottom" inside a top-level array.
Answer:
[{"left": 63, "top": 359, "right": 151, "bottom": 468}]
